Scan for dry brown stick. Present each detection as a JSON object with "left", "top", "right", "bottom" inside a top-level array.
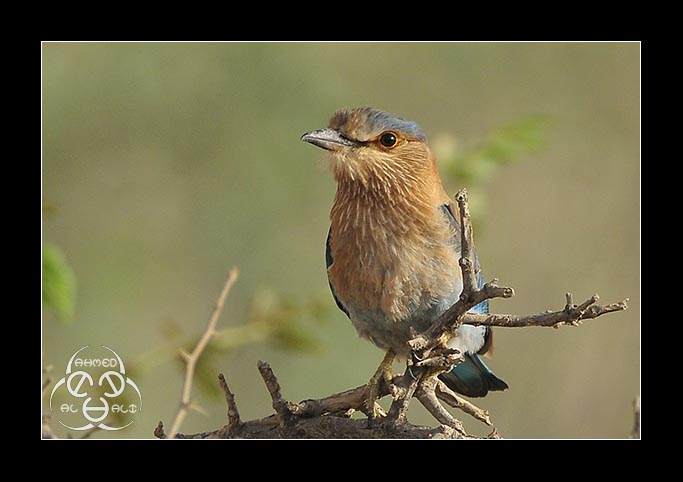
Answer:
[
  {"left": 410, "top": 281, "right": 515, "bottom": 353},
  {"left": 154, "top": 421, "right": 167, "bottom": 439},
  {"left": 455, "top": 188, "right": 479, "bottom": 295},
  {"left": 385, "top": 366, "right": 422, "bottom": 426},
  {"left": 416, "top": 377, "right": 467, "bottom": 435},
  {"left": 218, "top": 373, "right": 241, "bottom": 431},
  {"left": 257, "top": 360, "right": 294, "bottom": 427},
  {"left": 168, "top": 363, "right": 474, "bottom": 439},
  {"left": 292, "top": 384, "right": 370, "bottom": 417},
  {"left": 452, "top": 189, "right": 515, "bottom": 315},
  {"left": 165, "top": 268, "right": 239, "bottom": 439},
  {"left": 435, "top": 379, "right": 492, "bottom": 426},
  {"left": 460, "top": 296, "right": 629, "bottom": 328}
]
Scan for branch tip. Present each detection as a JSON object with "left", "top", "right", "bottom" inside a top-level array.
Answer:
[
  {"left": 455, "top": 188, "right": 468, "bottom": 203},
  {"left": 257, "top": 360, "right": 293, "bottom": 425},
  {"left": 154, "top": 421, "right": 167, "bottom": 439}
]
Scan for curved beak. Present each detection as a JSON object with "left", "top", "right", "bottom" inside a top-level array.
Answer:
[{"left": 301, "top": 128, "right": 358, "bottom": 151}]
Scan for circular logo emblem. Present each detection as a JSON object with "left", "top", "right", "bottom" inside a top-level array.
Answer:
[{"left": 49, "top": 346, "right": 142, "bottom": 431}]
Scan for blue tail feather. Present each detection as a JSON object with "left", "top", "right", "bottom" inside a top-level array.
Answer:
[{"left": 438, "top": 353, "right": 508, "bottom": 398}]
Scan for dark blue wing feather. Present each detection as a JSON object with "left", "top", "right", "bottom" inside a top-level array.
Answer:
[{"left": 326, "top": 227, "right": 350, "bottom": 318}]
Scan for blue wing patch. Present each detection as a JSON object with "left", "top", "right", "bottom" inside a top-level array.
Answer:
[{"left": 326, "top": 227, "right": 350, "bottom": 318}]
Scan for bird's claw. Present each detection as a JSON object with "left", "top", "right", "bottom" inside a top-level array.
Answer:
[
  {"left": 412, "top": 348, "right": 463, "bottom": 376},
  {"left": 363, "top": 350, "right": 396, "bottom": 424}
]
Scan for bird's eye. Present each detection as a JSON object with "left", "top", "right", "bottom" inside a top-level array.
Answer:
[{"left": 379, "top": 132, "right": 398, "bottom": 148}]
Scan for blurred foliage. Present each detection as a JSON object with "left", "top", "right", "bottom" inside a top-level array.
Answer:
[
  {"left": 437, "top": 115, "right": 548, "bottom": 188},
  {"left": 244, "top": 288, "right": 331, "bottom": 353},
  {"left": 194, "top": 289, "right": 331, "bottom": 397},
  {"left": 42, "top": 243, "right": 77, "bottom": 324},
  {"left": 127, "top": 288, "right": 332, "bottom": 399},
  {"left": 434, "top": 115, "right": 548, "bottom": 222}
]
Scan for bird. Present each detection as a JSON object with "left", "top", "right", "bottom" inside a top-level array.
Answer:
[{"left": 301, "top": 107, "right": 508, "bottom": 409}]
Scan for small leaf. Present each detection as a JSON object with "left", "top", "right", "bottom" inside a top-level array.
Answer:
[{"left": 42, "top": 243, "right": 77, "bottom": 324}]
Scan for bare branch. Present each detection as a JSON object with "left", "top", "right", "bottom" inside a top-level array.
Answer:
[
  {"left": 416, "top": 377, "right": 468, "bottom": 435},
  {"left": 291, "top": 385, "right": 369, "bottom": 417},
  {"left": 435, "top": 380, "right": 493, "bottom": 426},
  {"left": 455, "top": 188, "right": 479, "bottom": 296},
  {"left": 162, "top": 364, "right": 474, "bottom": 439},
  {"left": 257, "top": 360, "right": 294, "bottom": 427},
  {"left": 165, "top": 268, "right": 239, "bottom": 439},
  {"left": 218, "top": 373, "right": 241, "bottom": 431},
  {"left": 461, "top": 296, "right": 629, "bottom": 328},
  {"left": 385, "top": 368, "right": 422, "bottom": 426},
  {"left": 154, "top": 421, "right": 167, "bottom": 439},
  {"left": 154, "top": 190, "right": 630, "bottom": 439}
]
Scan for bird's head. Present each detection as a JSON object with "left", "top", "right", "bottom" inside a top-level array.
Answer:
[{"left": 301, "top": 107, "right": 436, "bottom": 188}]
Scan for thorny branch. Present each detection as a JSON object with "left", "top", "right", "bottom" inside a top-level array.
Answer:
[
  {"left": 164, "top": 268, "right": 239, "bottom": 439},
  {"left": 155, "top": 189, "right": 628, "bottom": 439}
]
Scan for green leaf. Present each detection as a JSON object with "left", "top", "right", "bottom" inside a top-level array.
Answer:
[
  {"left": 440, "top": 114, "right": 549, "bottom": 188},
  {"left": 42, "top": 243, "right": 77, "bottom": 324}
]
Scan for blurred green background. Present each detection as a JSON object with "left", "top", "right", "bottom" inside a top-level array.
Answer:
[{"left": 42, "top": 42, "right": 639, "bottom": 439}]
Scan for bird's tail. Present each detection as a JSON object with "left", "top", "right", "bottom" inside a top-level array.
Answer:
[{"left": 438, "top": 353, "right": 508, "bottom": 398}]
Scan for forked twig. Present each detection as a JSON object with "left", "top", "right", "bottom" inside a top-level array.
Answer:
[{"left": 164, "top": 268, "right": 239, "bottom": 439}]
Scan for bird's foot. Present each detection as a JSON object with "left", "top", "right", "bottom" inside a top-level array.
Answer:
[
  {"left": 412, "top": 347, "right": 463, "bottom": 375},
  {"left": 363, "top": 350, "right": 396, "bottom": 426}
]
